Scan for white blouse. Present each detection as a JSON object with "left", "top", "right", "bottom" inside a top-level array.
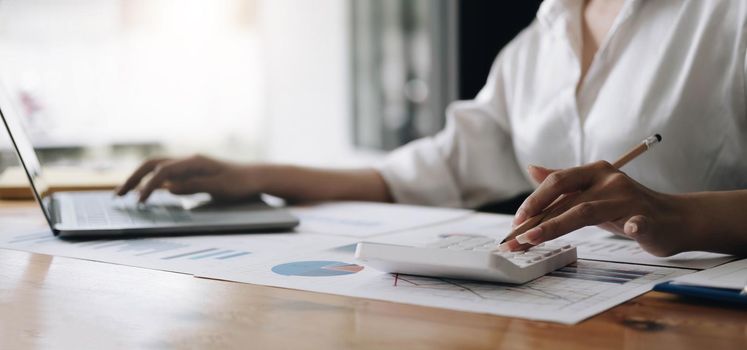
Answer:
[{"left": 377, "top": 0, "right": 747, "bottom": 208}]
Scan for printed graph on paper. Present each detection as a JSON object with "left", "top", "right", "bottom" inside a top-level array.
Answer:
[{"left": 354, "top": 260, "right": 684, "bottom": 320}]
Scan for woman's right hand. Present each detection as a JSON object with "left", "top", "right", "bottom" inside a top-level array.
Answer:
[{"left": 116, "top": 155, "right": 261, "bottom": 203}]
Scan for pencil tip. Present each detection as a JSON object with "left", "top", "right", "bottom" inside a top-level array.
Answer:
[{"left": 655, "top": 134, "right": 662, "bottom": 142}]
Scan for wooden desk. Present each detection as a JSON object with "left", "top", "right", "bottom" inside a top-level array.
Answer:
[{"left": 1, "top": 200, "right": 746, "bottom": 349}]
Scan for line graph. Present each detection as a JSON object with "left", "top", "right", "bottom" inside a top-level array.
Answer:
[
  {"left": 381, "top": 262, "right": 658, "bottom": 308},
  {"left": 2, "top": 233, "right": 253, "bottom": 263},
  {"left": 389, "top": 274, "right": 592, "bottom": 305}
]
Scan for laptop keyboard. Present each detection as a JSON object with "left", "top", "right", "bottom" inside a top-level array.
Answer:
[{"left": 71, "top": 193, "right": 194, "bottom": 227}]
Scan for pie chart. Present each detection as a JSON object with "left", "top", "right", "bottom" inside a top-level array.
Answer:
[{"left": 271, "top": 260, "right": 364, "bottom": 277}]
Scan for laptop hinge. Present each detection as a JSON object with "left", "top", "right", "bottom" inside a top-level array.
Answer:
[{"left": 48, "top": 194, "right": 62, "bottom": 226}]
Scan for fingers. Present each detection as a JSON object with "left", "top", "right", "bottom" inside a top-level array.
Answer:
[
  {"left": 499, "top": 237, "right": 531, "bottom": 252},
  {"left": 624, "top": 215, "right": 649, "bottom": 239},
  {"left": 527, "top": 165, "right": 556, "bottom": 185},
  {"left": 514, "top": 161, "right": 615, "bottom": 226},
  {"left": 117, "top": 155, "right": 227, "bottom": 203},
  {"left": 137, "top": 158, "right": 207, "bottom": 203},
  {"left": 624, "top": 215, "right": 675, "bottom": 257},
  {"left": 116, "top": 158, "right": 170, "bottom": 196},
  {"left": 513, "top": 165, "right": 554, "bottom": 226},
  {"left": 511, "top": 199, "right": 628, "bottom": 247}
]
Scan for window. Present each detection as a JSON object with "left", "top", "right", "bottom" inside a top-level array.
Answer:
[
  {"left": 351, "top": 0, "right": 457, "bottom": 151},
  {"left": 0, "top": 0, "right": 459, "bottom": 173},
  {"left": 0, "top": 0, "right": 265, "bottom": 164}
]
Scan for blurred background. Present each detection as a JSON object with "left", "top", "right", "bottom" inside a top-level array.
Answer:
[{"left": 0, "top": 0, "right": 540, "bottom": 189}]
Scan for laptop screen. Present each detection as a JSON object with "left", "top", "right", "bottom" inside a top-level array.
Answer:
[{"left": 0, "top": 86, "right": 54, "bottom": 226}]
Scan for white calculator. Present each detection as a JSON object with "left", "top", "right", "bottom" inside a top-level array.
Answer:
[{"left": 355, "top": 235, "right": 577, "bottom": 284}]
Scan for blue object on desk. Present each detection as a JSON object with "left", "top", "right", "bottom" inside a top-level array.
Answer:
[{"left": 654, "top": 281, "right": 747, "bottom": 305}]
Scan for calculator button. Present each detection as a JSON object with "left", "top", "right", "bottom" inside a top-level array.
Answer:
[
  {"left": 518, "top": 252, "right": 541, "bottom": 259},
  {"left": 512, "top": 259, "right": 533, "bottom": 266},
  {"left": 530, "top": 248, "right": 559, "bottom": 256}
]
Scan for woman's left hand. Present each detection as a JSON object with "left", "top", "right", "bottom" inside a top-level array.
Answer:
[{"left": 504, "top": 161, "right": 695, "bottom": 257}]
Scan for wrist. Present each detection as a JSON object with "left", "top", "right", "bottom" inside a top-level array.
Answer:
[
  {"left": 681, "top": 190, "right": 747, "bottom": 255},
  {"left": 672, "top": 193, "right": 708, "bottom": 252},
  {"left": 671, "top": 192, "right": 742, "bottom": 254},
  {"left": 238, "top": 164, "right": 272, "bottom": 195}
]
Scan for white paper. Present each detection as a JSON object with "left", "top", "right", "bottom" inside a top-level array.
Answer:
[
  {"left": 289, "top": 201, "right": 472, "bottom": 237},
  {"left": 1, "top": 207, "right": 731, "bottom": 273},
  {"left": 195, "top": 246, "right": 690, "bottom": 325},
  {"left": 672, "top": 258, "right": 747, "bottom": 290},
  {"left": 0, "top": 205, "right": 710, "bottom": 324},
  {"left": 365, "top": 213, "right": 735, "bottom": 270},
  {"left": 0, "top": 227, "right": 354, "bottom": 275},
  {"left": 0, "top": 201, "right": 471, "bottom": 273},
  {"left": 560, "top": 227, "right": 737, "bottom": 270},
  {"left": 364, "top": 212, "right": 514, "bottom": 246}
]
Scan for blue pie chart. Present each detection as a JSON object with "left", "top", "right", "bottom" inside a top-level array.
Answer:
[{"left": 271, "top": 260, "right": 364, "bottom": 277}]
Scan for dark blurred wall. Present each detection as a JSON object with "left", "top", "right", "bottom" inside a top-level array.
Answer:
[
  {"left": 457, "top": 1, "right": 542, "bottom": 214},
  {"left": 457, "top": 1, "right": 543, "bottom": 99}
]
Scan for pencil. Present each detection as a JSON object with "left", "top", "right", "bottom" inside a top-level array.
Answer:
[{"left": 497, "top": 134, "right": 662, "bottom": 250}]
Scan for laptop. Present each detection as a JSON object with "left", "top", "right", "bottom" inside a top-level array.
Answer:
[{"left": 0, "top": 92, "right": 299, "bottom": 238}]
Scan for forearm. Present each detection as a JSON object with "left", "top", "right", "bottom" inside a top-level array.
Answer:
[
  {"left": 681, "top": 190, "right": 747, "bottom": 255},
  {"left": 247, "top": 164, "right": 393, "bottom": 203}
]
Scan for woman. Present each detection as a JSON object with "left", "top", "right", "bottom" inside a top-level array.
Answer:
[{"left": 117, "top": 0, "right": 747, "bottom": 257}]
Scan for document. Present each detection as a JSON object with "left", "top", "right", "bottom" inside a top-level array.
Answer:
[
  {"left": 195, "top": 244, "right": 690, "bottom": 325},
  {"left": 365, "top": 213, "right": 735, "bottom": 270},
  {"left": 0, "top": 201, "right": 470, "bottom": 273},
  {"left": 560, "top": 227, "right": 736, "bottom": 270},
  {"left": 364, "top": 212, "right": 514, "bottom": 246},
  {"left": 0, "top": 216, "right": 353, "bottom": 275},
  {"left": 0, "top": 205, "right": 714, "bottom": 324},
  {"left": 289, "top": 201, "right": 471, "bottom": 237},
  {"left": 671, "top": 258, "right": 747, "bottom": 290}
]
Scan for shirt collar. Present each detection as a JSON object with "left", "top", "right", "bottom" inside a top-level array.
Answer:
[
  {"left": 537, "top": 0, "right": 574, "bottom": 30},
  {"left": 537, "top": 0, "right": 642, "bottom": 33}
]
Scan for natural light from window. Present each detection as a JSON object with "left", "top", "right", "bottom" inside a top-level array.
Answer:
[{"left": 0, "top": 0, "right": 364, "bottom": 170}]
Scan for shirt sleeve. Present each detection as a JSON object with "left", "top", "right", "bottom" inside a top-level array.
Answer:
[{"left": 375, "top": 52, "right": 533, "bottom": 209}]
